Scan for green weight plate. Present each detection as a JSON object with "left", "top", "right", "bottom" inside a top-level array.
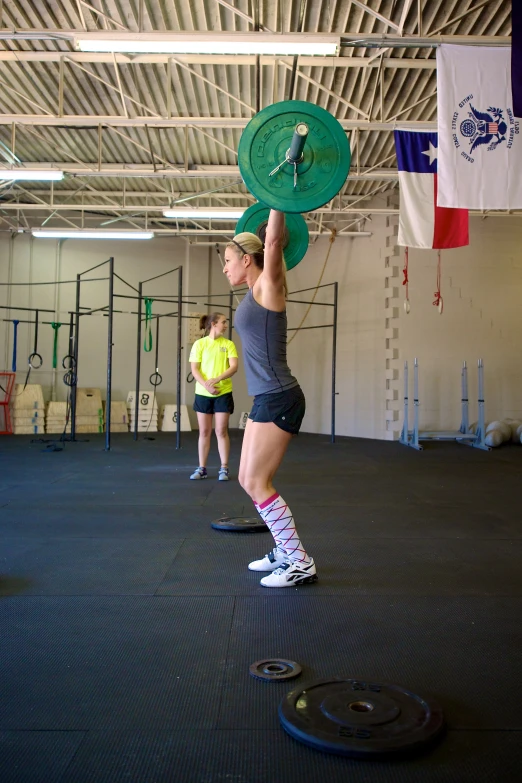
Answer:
[
  {"left": 238, "top": 100, "right": 351, "bottom": 214},
  {"left": 236, "top": 202, "right": 309, "bottom": 271}
]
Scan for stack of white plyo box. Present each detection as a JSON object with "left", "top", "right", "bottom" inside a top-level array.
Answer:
[
  {"left": 127, "top": 390, "right": 158, "bottom": 432},
  {"left": 159, "top": 404, "right": 191, "bottom": 432},
  {"left": 46, "top": 401, "right": 71, "bottom": 434},
  {"left": 11, "top": 384, "right": 45, "bottom": 434},
  {"left": 103, "top": 401, "right": 128, "bottom": 432},
  {"left": 75, "top": 388, "right": 104, "bottom": 433}
]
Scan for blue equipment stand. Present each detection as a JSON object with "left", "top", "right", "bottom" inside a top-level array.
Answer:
[{"left": 399, "top": 358, "right": 490, "bottom": 451}]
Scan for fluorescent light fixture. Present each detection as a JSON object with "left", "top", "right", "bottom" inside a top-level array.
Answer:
[
  {"left": 0, "top": 169, "right": 64, "bottom": 181},
  {"left": 76, "top": 32, "right": 340, "bottom": 56},
  {"left": 163, "top": 208, "right": 243, "bottom": 220},
  {"left": 31, "top": 229, "right": 154, "bottom": 240}
]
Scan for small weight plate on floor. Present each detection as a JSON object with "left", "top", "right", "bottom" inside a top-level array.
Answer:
[
  {"left": 279, "top": 678, "right": 445, "bottom": 759},
  {"left": 210, "top": 517, "right": 268, "bottom": 532},
  {"left": 250, "top": 659, "right": 302, "bottom": 682}
]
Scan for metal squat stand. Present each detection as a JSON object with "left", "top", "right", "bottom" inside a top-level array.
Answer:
[{"left": 399, "top": 358, "right": 490, "bottom": 451}]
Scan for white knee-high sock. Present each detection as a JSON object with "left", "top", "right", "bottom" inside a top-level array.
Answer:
[{"left": 255, "top": 493, "right": 310, "bottom": 563}]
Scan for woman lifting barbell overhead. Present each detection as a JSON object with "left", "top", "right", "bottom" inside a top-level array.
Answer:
[
  {"left": 224, "top": 209, "right": 317, "bottom": 588},
  {"left": 189, "top": 313, "right": 238, "bottom": 481}
]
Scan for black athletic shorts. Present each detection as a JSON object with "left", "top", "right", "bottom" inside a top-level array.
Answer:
[
  {"left": 193, "top": 392, "right": 235, "bottom": 415},
  {"left": 248, "top": 385, "right": 306, "bottom": 435}
]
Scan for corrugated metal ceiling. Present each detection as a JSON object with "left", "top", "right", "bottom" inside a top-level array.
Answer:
[{"left": 0, "top": 1, "right": 513, "bottom": 235}]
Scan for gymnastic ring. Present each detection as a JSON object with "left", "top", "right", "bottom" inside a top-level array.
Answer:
[
  {"left": 28, "top": 352, "right": 43, "bottom": 369},
  {"left": 62, "top": 354, "right": 77, "bottom": 370},
  {"left": 149, "top": 372, "right": 163, "bottom": 387},
  {"left": 63, "top": 370, "right": 77, "bottom": 387},
  {"left": 187, "top": 371, "right": 194, "bottom": 383}
]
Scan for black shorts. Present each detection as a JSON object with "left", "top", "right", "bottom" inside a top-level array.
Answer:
[
  {"left": 249, "top": 385, "right": 306, "bottom": 435},
  {"left": 193, "top": 392, "right": 235, "bottom": 415}
]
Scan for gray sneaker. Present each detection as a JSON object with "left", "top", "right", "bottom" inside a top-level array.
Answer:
[
  {"left": 218, "top": 467, "right": 230, "bottom": 481},
  {"left": 190, "top": 467, "right": 207, "bottom": 480}
]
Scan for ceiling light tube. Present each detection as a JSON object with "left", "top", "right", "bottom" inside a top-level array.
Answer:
[
  {"left": 163, "top": 208, "right": 243, "bottom": 220},
  {"left": 31, "top": 229, "right": 154, "bottom": 240},
  {"left": 75, "top": 33, "right": 340, "bottom": 56},
  {"left": 0, "top": 169, "right": 64, "bottom": 181}
]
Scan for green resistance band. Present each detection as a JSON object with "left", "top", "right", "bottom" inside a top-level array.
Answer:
[
  {"left": 51, "top": 322, "right": 62, "bottom": 369},
  {"left": 144, "top": 298, "right": 154, "bottom": 352}
]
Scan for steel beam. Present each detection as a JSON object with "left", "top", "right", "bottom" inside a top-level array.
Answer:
[{"left": 0, "top": 116, "right": 437, "bottom": 129}]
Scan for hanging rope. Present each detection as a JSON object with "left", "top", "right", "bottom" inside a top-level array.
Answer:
[
  {"left": 433, "top": 250, "right": 443, "bottom": 314},
  {"left": 402, "top": 247, "right": 410, "bottom": 314},
  {"left": 143, "top": 297, "right": 154, "bottom": 352},
  {"left": 287, "top": 229, "right": 336, "bottom": 346},
  {"left": 11, "top": 319, "right": 19, "bottom": 372},
  {"left": 51, "top": 322, "right": 62, "bottom": 369}
]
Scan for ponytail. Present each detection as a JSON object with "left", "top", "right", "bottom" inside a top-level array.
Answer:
[{"left": 200, "top": 312, "right": 225, "bottom": 336}]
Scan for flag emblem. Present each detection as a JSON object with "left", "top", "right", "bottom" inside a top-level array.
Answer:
[{"left": 457, "top": 105, "right": 508, "bottom": 153}]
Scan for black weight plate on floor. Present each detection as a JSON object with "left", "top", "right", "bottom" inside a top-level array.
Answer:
[
  {"left": 250, "top": 659, "right": 302, "bottom": 682},
  {"left": 211, "top": 517, "right": 268, "bottom": 533},
  {"left": 279, "top": 678, "right": 445, "bottom": 759}
]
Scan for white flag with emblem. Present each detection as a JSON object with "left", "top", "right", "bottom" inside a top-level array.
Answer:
[{"left": 437, "top": 44, "right": 522, "bottom": 209}]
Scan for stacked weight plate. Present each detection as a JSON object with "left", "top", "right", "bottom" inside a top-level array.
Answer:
[
  {"left": 126, "top": 390, "right": 158, "bottom": 432},
  {"left": 11, "top": 384, "right": 45, "bottom": 434}
]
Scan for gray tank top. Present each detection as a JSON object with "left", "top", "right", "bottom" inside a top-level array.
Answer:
[{"left": 233, "top": 288, "right": 298, "bottom": 396}]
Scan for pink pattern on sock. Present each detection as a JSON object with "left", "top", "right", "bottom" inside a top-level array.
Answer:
[{"left": 256, "top": 493, "right": 308, "bottom": 562}]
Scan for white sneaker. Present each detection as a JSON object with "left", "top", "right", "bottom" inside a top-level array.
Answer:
[
  {"left": 260, "top": 558, "right": 317, "bottom": 588},
  {"left": 248, "top": 547, "right": 287, "bottom": 572}
]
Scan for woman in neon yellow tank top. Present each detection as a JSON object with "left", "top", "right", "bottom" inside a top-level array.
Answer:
[{"left": 189, "top": 313, "right": 238, "bottom": 481}]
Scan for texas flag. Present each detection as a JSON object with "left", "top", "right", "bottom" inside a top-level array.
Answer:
[{"left": 394, "top": 130, "right": 469, "bottom": 249}]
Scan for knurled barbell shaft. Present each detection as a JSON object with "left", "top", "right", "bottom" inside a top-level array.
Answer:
[{"left": 287, "top": 123, "right": 309, "bottom": 163}]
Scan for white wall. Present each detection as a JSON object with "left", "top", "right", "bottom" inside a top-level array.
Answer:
[
  {"left": 398, "top": 216, "right": 522, "bottom": 432},
  {"left": 285, "top": 225, "right": 388, "bottom": 439},
  {"left": 2, "top": 209, "right": 522, "bottom": 439}
]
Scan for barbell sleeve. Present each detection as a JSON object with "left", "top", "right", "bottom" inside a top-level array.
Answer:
[{"left": 287, "top": 123, "right": 309, "bottom": 163}]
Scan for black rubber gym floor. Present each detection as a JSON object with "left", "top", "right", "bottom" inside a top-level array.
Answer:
[{"left": 1, "top": 431, "right": 521, "bottom": 782}]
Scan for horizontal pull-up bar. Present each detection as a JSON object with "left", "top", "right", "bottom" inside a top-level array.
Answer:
[
  {"left": 0, "top": 277, "right": 109, "bottom": 286},
  {"left": 140, "top": 312, "right": 179, "bottom": 322},
  {"left": 112, "top": 293, "right": 196, "bottom": 305},
  {"left": 0, "top": 304, "right": 55, "bottom": 314},
  {"left": 2, "top": 317, "right": 57, "bottom": 326}
]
